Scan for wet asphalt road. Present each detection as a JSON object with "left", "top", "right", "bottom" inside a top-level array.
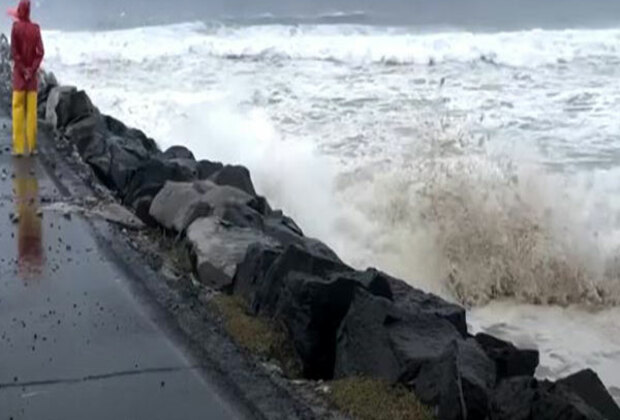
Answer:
[{"left": 0, "top": 123, "right": 239, "bottom": 419}]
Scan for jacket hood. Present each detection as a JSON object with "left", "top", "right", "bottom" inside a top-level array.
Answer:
[
  {"left": 8, "top": 0, "right": 30, "bottom": 22},
  {"left": 17, "top": 0, "right": 30, "bottom": 22}
]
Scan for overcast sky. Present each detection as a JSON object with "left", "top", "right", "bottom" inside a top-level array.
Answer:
[{"left": 3, "top": 0, "right": 620, "bottom": 30}]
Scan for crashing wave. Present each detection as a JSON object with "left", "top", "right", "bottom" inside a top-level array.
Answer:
[
  {"left": 335, "top": 117, "right": 620, "bottom": 308},
  {"left": 43, "top": 22, "right": 620, "bottom": 67}
]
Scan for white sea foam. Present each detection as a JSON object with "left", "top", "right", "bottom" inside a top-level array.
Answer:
[{"left": 44, "top": 22, "right": 620, "bottom": 67}]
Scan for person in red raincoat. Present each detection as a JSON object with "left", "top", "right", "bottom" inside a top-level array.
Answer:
[{"left": 9, "top": 0, "right": 44, "bottom": 156}]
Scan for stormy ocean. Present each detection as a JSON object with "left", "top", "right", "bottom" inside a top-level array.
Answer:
[{"left": 26, "top": 0, "right": 620, "bottom": 399}]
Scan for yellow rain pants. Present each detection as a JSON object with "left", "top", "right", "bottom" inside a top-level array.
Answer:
[{"left": 12, "top": 91, "right": 38, "bottom": 156}]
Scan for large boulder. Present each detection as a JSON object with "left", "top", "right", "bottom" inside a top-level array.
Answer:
[
  {"left": 67, "top": 116, "right": 156, "bottom": 195},
  {"left": 213, "top": 202, "right": 264, "bottom": 230},
  {"left": 388, "top": 276, "right": 467, "bottom": 337},
  {"left": 490, "top": 377, "right": 607, "bottom": 420},
  {"left": 233, "top": 240, "right": 345, "bottom": 308},
  {"left": 556, "top": 369, "right": 620, "bottom": 420},
  {"left": 251, "top": 243, "right": 351, "bottom": 316},
  {"left": 262, "top": 212, "right": 309, "bottom": 247},
  {"left": 198, "top": 183, "right": 260, "bottom": 212},
  {"left": 122, "top": 158, "right": 197, "bottom": 210},
  {"left": 61, "top": 111, "right": 161, "bottom": 198},
  {"left": 102, "top": 115, "right": 158, "bottom": 155},
  {"left": 233, "top": 242, "right": 284, "bottom": 305},
  {"left": 132, "top": 195, "right": 158, "bottom": 227},
  {"left": 255, "top": 195, "right": 272, "bottom": 216},
  {"left": 45, "top": 86, "right": 77, "bottom": 127},
  {"left": 334, "top": 288, "right": 464, "bottom": 384},
  {"left": 272, "top": 270, "right": 393, "bottom": 380},
  {"left": 197, "top": 159, "right": 224, "bottom": 180},
  {"left": 167, "top": 158, "right": 199, "bottom": 179},
  {"left": 37, "top": 70, "right": 58, "bottom": 117},
  {"left": 186, "top": 217, "right": 279, "bottom": 290},
  {"left": 64, "top": 112, "right": 102, "bottom": 150},
  {"left": 411, "top": 339, "right": 496, "bottom": 420},
  {"left": 209, "top": 165, "right": 257, "bottom": 196},
  {"left": 150, "top": 181, "right": 214, "bottom": 232},
  {"left": 474, "top": 333, "right": 539, "bottom": 381},
  {"left": 149, "top": 180, "right": 259, "bottom": 233},
  {"left": 333, "top": 269, "right": 394, "bottom": 300},
  {"left": 54, "top": 89, "right": 96, "bottom": 129},
  {"left": 0, "top": 34, "right": 11, "bottom": 111},
  {"left": 163, "top": 145, "right": 195, "bottom": 160},
  {"left": 101, "top": 138, "right": 148, "bottom": 193}
]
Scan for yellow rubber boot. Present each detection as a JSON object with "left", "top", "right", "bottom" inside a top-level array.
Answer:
[
  {"left": 26, "top": 91, "right": 38, "bottom": 154},
  {"left": 12, "top": 91, "right": 26, "bottom": 156}
]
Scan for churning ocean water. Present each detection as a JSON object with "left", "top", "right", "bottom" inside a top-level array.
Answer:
[{"left": 41, "top": 14, "right": 620, "bottom": 398}]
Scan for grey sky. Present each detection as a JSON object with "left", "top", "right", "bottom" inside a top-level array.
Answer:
[{"left": 8, "top": 0, "right": 620, "bottom": 30}]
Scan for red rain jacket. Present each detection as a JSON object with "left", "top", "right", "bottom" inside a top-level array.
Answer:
[{"left": 10, "top": 0, "right": 44, "bottom": 91}]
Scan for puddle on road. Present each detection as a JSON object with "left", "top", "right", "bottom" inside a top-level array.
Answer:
[{"left": 12, "top": 157, "right": 44, "bottom": 280}]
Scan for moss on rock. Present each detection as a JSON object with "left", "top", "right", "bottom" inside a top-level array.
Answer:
[{"left": 328, "top": 377, "right": 434, "bottom": 420}]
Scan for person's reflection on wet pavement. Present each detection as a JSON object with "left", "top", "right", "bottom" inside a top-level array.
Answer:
[{"left": 13, "top": 156, "right": 43, "bottom": 279}]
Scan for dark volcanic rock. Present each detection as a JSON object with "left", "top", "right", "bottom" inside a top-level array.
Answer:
[
  {"left": 132, "top": 195, "right": 158, "bottom": 227},
  {"left": 334, "top": 269, "right": 393, "bottom": 300},
  {"left": 54, "top": 90, "right": 96, "bottom": 129},
  {"left": 148, "top": 180, "right": 335, "bottom": 277},
  {"left": 102, "top": 115, "right": 158, "bottom": 155},
  {"left": 45, "top": 86, "right": 77, "bottom": 127},
  {"left": 388, "top": 276, "right": 467, "bottom": 337},
  {"left": 150, "top": 180, "right": 259, "bottom": 233},
  {"left": 186, "top": 217, "right": 279, "bottom": 290},
  {"left": 334, "top": 288, "right": 464, "bottom": 383},
  {"left": 210, "top": 165, "right": 257, "bottom": 196},
  {"left": 557, "top": 369, "right": 620, "bottom": 420},
  {"left": 149, "top": 181, "right": 215, "bottom": 232},
  {"left": 102, "top": 135, "right": 153, "bottom": 194},
  {"left": 123, "top": 158, "right": 197, "bottom": 208},
  {"left": 273, "top": 270, "right": 393, "bottom": 380},
  {"left": 0, "top": 34, "right": 12, "bottom": 111},
  {"left": 263, "top": 212, "right": 308, "bottom": 246},
  {"left": 251, "top": 244, "right": 351, "bottom": 316},
  {"left": 474, "top": 333, "right": 539, "bottom": 381},
  {"left": 163, "top": 145, "right": 195, "bottom": 161},
  {"left": 38, "top": 71, "right": 58, "bottom": 117},
  {"left": 63, "top": 112, "right": 160, "bottom": 197},
  {"left": 411, "top": 339, "right": 496, "bottom": 420},
  {"left": 255, "top": 195, "right": 272, "bottom": 216},
  {"left": 197, "top": 159, "right": 224, "bottom": 180},
  {"left": 491, "top": 377, "right": 607, "bottom": 420},
  {"left": 65, "top": 113, "right": 101, "bottom": 148},
  {"left": 77, "top": 130, "right": 153, "bottom": 194},
  {"left": 167, "top": 158, "right": 199, "bottom": 178},
  {"left": 233, "top": 242, "right": 283, "bottom": 305},
  {"left": 214, "top": 202, "right": 264, "bottom": 230},
  {"left": 197, "top": 183, "right": 259, "bottom": 212}
]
